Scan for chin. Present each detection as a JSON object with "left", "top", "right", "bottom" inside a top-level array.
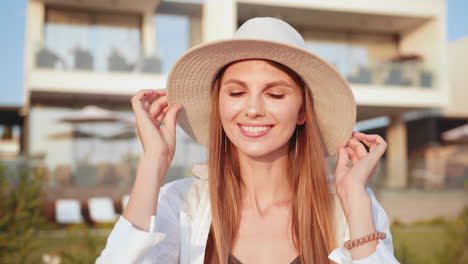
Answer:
[
  {"left": 238, "top": 149, "right": 272, "bottom": 159},
  {"left": 234, "top": 143, "right": 288, "bottom": 160}
]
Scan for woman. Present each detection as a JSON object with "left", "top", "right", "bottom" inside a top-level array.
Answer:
[{"left": 97, "top": 17, "right": 399, "bottom": 264}]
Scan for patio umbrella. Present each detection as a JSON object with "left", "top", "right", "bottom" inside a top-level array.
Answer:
[
  {"left": 101, "top": 129, "right": 137, "bottom": 163},
  {"left": 48, "top": 130, "right": 96, "bottom": 140},
  {"left": 105, "top": 130, "right": 136, "bottom": 140},
  {"left": 58, "top": 105, "right": 124, "bottom": 164},
  {"left": 48, "top": 129, "right": 97, "bottom": 167},
  {"left": 59, "top": 105, "right": 122, "bottom": 123}
]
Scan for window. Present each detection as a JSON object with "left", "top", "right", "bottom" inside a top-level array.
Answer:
[{"left": 39, "top": 8, "right": 141, "bottom": 72}]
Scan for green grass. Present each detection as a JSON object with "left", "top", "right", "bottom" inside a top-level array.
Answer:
[
  {"left": 392, "top": 211, "right": 468, "bottom": 264},
  {"left": 26, "top": 229, "right": 110, "bottom": 264},
  {"left": 393, "top": 225, "right": 447, "bottom": 264}
]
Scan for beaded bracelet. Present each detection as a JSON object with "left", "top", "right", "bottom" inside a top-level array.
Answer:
[{"left": 344, "top": 232, "right": 386, "bottom": 250}]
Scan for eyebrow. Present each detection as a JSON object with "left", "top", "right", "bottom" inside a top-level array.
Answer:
[{"left": 221, "top": 79, "right": 295, "bottom": 89}]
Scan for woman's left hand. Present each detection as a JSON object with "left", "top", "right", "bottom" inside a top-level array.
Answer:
[{"left": 334, "top": 131, "right": 387, "bottom": 216}]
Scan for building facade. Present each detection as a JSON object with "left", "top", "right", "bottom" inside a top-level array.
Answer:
[{"left": 21, "top": 0, "right": 451, "bottom": 195}]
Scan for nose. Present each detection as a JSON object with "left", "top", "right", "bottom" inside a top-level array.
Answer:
[{"left": 245, "top": 93, "right": 265, "bottom": 118}]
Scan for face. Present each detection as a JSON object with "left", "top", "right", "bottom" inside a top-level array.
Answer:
[{"left": 218, "top": 59, "right": 306, "bottom": 159}]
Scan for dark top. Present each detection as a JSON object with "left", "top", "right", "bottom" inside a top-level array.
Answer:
[
  {"left": 204, "top": 225, "right": 301, "bottom": 264},
  {"left": 228, "top": 254, "right": 301, "bottom": 264}
]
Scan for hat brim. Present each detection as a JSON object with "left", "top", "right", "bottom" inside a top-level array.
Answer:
[{"left": 167, "top": 38, "right": 356, "bottom": 157}]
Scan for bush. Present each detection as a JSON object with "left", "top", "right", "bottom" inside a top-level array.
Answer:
[
  {"left": 0, "top": 162, "right": 109, "bottom": 263},
  {"left": 433, "top": 206, "right": 468, "bottom": 264},
  {"left": 0, "top": 164, "right": 50, "bottom": 263},
  {"left": 411, "top": 216, "right": 448, "bottom": 226},
  {"left": 392, "top": 205, "right": 468, "bottom": 264},
  {"left": 57, "top": 230, "right": 107, "bottom": 264}
]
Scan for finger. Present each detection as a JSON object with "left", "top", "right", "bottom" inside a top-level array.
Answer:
[
  {"left": 131, "top": 89, "right": 155, "bottom": 114},
  {"left": 135, "top": 89, "right": 156, "bottom": 99},
  {"left": 154, "top": 105, "right": 169, "bottom": 126},
  {"left": 149, "top": 97, "right": 169, "bottom": 122},
  {"left": 368, "top": 142, "right": 387, "bottom": 164},
  {"left": 347, "top": 138, "right": 368, "bottom": 159},
  {"left": 354, "top": 137, "right": 386, "bottom": 166},
  {"left": 163, "top": 104, "right": 182, "bottom": 134},
  {"left": 352, "top": 132, "right": 386, "bottom": 182},
  {"left": 149, "top": 96, "right": 168, "bottom": 114},
  {"left": 359, "top": 133, "right": 387, "bottom": 156},
  {"left": 346, "top": 146, "right": 359, "bottom": 165},
  {"left": 352, "top": 131, "right": 376, "bottom": 139},
  {"left": 335, "top": 146, "right": 350, "bottom": 180},
  {"left": 132, "top": 89, "right": 164, "bottom": 100},
  {"left": 160, "top": 104, "right": 182, "bottom": 154},
  {"left": 141, "top": 90, "right": 166, "bottom": 111},
  {"left": 147, "top": 89, "right": 166, "bottom": 103},
  {"left": 352, "top": 132, "right": 381, "bottom": 149}
]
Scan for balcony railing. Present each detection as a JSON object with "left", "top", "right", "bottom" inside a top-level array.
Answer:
[
  {"left": 34, "top": 45, "right": 163, "bottom": 74},
  {"left": 345, "top": 61, "right": 434, "bottom": 88},
  {"left": 305, "top": 40, "right": 435, "bottom": 89}
]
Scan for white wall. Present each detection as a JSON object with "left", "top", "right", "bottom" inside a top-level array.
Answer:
[
  {"left": 29, "top": 70, "right": 167, "bottom": 95},
  {"left": 444, "top": 37, "right": 468, "bottom": 117},
  {"left": 237, "top": 0, "right": 442, "bottom": 17}
]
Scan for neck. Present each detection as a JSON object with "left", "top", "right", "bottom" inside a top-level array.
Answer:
[{"left": 237, "top": 145, "right": 293, "bottom": 216}]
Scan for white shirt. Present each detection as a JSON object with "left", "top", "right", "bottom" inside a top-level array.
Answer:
[{"left": 96, "top": 164, "right": 399, "bottom": 264}]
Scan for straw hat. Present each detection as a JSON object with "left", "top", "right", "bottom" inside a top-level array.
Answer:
[{"left": 167, "top": 17, "right": 356, "bottom": 157}]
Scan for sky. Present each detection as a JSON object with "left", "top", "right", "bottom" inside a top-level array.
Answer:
[
  {"left": 2, "top": 1, "right": 26, "bottom": 106},
  {"left": 1, "top": 0, "right": 467, "bottom": 106}
]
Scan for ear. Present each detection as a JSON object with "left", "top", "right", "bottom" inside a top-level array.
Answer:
[{"left": 297, "top": 106, "right": 306, "bottom": 125}]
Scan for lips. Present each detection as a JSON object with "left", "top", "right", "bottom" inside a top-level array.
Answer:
[{"left": 237, "top": 123, "right": 274, "bottom": 138}]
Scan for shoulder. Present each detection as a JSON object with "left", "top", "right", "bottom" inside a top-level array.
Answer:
[
  {"left": 159, "top": 176, "right": 199, "bottom": 203},
  {"left": 160, "top": 162, "right": 208, "bottom": 194},
  {"left": 159, "top": 174, "right": 209, "bottom": 215},
  {"left": 161, "top": 176, "right": 196, "bottom": 194}
]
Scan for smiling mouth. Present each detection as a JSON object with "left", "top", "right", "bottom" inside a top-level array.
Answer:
[{"left": 237, "top": 124, "right": 274, "bottom": 138}]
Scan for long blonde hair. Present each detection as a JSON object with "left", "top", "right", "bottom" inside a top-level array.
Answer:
[{"left": 204, "top": 60, "right": 337, "bottom": 264}]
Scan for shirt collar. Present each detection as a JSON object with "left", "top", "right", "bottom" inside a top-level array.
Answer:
[{"left": 191, "top": 163, "right": 209, "bottom": 179}]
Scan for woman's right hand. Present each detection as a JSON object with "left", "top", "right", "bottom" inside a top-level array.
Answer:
[
  {"left": 122, "top": 89, "right": 181, "bottom": 230},
  {"left": 131, "top": 89, "right": 182, "bottom": 171}
]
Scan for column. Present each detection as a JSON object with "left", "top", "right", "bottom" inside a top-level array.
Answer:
[
  {"left": 142, "top": 11, "right": 156, "bottom": 57},
  {"left": 20, "top": 113, "right": 29, "bottom": 154},
  {"left": 203, "top": 0, "right": 237, "bottom": 42},
  {"left": 190, "top": 16, "right": 202, "bottom": 47},
  {"left": 385, "top": 114, "right": 408, "bottom": 189},
  {"left": 22, "top": 0, "right": 44, "bottom": 155}
]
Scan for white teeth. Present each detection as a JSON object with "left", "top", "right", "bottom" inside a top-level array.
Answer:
[{"left": 241, "top": 126, "right": 271, "bottom": 133}]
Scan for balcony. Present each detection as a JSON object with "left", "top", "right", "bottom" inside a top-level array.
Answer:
[
  {"left": 28, "top": 68, "right": 167, "bottom": 97},
  {"left": 345, "top": 60, "right": 434, "bottom": 88},
  {"left": 34, "top": 46, "right": 163, "bottom": 74},
  {"left": 28, "top": 7, "right": 168, "bottom": 97},
  {"left": 32, "top": 45, "right": 166, "bottom": 96},
  {"left": 301, "top": 31, "right": 447, "bottom": 116},
  {"left": 303, "top": 32, "right": 436, "bottom": 89}
]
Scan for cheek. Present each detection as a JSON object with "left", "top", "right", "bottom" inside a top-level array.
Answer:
[
  {"left": 267, "top": 100, "right": 302, "bottom": 124},
  {"left": 219, "top": 95, "right": 243, "bottom": 126}
]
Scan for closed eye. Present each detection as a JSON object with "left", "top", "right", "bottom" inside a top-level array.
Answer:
[
  {"left": 269, "top": 94, "right": 285, "bottom": 99},
  {"left": 228, "top": 92, "right": 284, "bottom": 98},
  {"left": 229, "top": 92, "right": 245, "bottom": 97}
]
